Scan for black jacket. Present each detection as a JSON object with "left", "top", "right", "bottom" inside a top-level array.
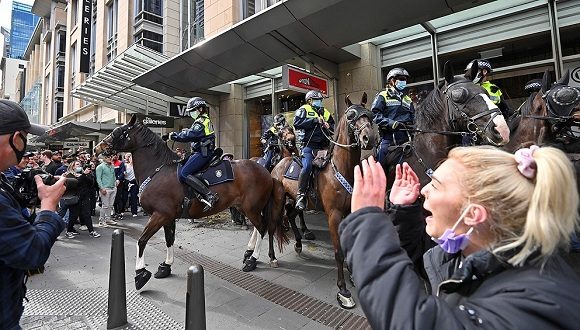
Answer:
[{"left": 339, "top": 206, "right": 580, "bottom": 330}]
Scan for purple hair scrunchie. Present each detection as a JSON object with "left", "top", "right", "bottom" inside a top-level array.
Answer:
[{"left": 514, "top": 145, "right": 539, "bottom": 179}]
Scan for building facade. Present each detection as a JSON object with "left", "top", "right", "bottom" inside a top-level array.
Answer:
[
  {"left": 9, "top": 1, "right": 40, "bottom": 59},
  {"left": 15, "top": 0, "right": 580, "bottom": 157}
]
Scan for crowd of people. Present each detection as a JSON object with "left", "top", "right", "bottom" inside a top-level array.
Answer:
[{"left": 3, "top": 147, "right": 142, "bottom": 239}]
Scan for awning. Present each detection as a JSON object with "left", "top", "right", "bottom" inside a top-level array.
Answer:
[
  {"left": 134, "top": 0, "right": 495, "bottom": 96},
  {"left": 72, "top": 44, "right": 189, "bottom": 115},
  {"left": 32, "top": 121, "right": 120, "bottom": 143}
]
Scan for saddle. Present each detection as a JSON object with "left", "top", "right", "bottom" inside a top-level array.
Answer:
[
  {"left": 177, "top": 148, "right": 235, "bottom": 186},
  {"left": 283, "top": 150, "right": 330, "bottom": 180}
]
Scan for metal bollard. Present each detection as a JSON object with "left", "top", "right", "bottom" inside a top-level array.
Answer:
[
  {"left": 186, "top": 264, "right": 206, "bottom": 330},
  {"left": 107, "top": 229, "right": 128, "bottom": 329}
]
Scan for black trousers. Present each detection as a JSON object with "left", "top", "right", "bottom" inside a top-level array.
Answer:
[
  {"left": 113, "top": 179, "right": 127, "bottom": 214},
  {"left": 60, "top": 194, "right": 94, "bottom": 232}
]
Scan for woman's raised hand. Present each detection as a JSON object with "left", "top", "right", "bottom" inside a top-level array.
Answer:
[
  {"left": 389, "top": 162, "right": 420, "bottom": 205},
  {"left": 352, "top": 156, "right": 387, "bottom": 212}
]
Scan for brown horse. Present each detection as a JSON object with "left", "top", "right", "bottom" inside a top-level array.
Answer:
[
  {"left": 94, "top": 114, "right": 288, "bottom": 290},
  {"left": 504, "top": 70, "right": 580, "bottom": 152},
  {"left": 385, "top": 61, "right": 511, "bottom": 187},
  {"left": 265, "top": 93, "right": 377, "bottom": 309}
]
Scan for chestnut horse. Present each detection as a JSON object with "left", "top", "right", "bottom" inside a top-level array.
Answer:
[
  {"left": 94, "top": 114, "right": 288, "bottom": 290},
  {"left": 264, "top": 93, "right": 377, "bottom": 309}
]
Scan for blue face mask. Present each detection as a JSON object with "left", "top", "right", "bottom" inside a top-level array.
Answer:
[
  {"left": 311, "top": 99, "right": 323, "bottom": 108},
  {"left": 395, "top": 80, "right": 407, "bottom": 91}
]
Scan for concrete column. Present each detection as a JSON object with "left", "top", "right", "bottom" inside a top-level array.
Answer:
[
  {"left": 218, "top": 84, "right": 244, "bottom": 158},
  {"left": 337, "top": 42, "right": 381, "bottom": 115}
]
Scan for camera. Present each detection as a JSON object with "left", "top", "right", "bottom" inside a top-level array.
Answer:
[{"left": 12, "top": 168, "right": 78, "bottom": 207}]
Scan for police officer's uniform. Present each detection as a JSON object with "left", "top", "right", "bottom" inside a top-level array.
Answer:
[{"left": 293, "top": 92, "right": 335, "bottom": 210}]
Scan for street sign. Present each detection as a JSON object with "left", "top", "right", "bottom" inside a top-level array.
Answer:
[
  {"left": 64, "top": 141, "right": 90, "bottom": 148},
  {"left": 135, "top": 114, "right": 175, "bottom": 128},
  {"left": 169, "top": 102, "right": 189, "bottom": 117},
  {"left": 282, "top": 65, "right": 328, "bottom": 96}
]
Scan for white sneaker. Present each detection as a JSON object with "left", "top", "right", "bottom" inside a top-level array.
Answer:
[
  {"left": 98, "top": 221, "right": 106, "bottom": 227},
  {"left": 105, "top": 220, "right": 118, "bottom": 225},
  {"left": 78, "top": 225, "right": 88, "bottom": 231},
  {"left": 89, "top": 231, "right": 101, "bottom": 238},
  {"left": 132, "top": 214, "right": 138, "bottom": 217}
]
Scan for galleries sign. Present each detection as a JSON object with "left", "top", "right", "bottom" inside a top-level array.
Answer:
[
  {"left": 79, "top": 0, "right": 92, "bottom": 73},
  {"left": 282, "top": 65, "right": 328, "bottom": 96}
]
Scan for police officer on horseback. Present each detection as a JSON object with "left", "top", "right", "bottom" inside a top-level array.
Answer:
[
  {"left": 372, "top": 67, "right": 414, "bottom": 166},
  {"left": 260, "top": 114, "right": 288, "bottom": 170},
  {"left": 293, "top": 90, "right": 335, "bottom": 211},
  {"left": 465, "top": 59, "right": 512, "bottom": 118},
  {"left": 168, "top": 96, "right": 218, "bottom": 211}
]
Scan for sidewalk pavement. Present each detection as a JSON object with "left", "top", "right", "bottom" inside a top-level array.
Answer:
[{"left": 21, "top": 210, "right": 368, "bottom": 330}]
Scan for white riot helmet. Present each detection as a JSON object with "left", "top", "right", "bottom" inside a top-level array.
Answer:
[
  {"left": 386, "top": 68, "right": 410, "bottom": 82},
  {"left": 305, "top": 90, "right": 324, "bottom": 102}
]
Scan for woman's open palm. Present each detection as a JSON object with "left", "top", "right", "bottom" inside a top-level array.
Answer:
[{"left": 389, "top": 162, "right": 420, "bottom": 205}]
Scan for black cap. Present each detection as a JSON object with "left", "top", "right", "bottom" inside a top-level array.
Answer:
[
  {"left": 23, "top": 151, "right": 35, "bottom": 157},
  {"left": 0, "top": 100, "right": 48, "bottom": 136}
]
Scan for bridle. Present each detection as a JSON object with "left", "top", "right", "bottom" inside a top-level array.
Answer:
[
  {"left": 99, "top": 125, "right": 154, "bottom": 155},
  {"left": 442, "top": 80, "right": 502, "bottom": 145},
  {"left": 323, "top": 104, "right": 374, "bottom": 149}
]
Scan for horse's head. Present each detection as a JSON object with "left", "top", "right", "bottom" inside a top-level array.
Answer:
[
  {"left": 344, "top": 92, "right": 377, "bottom": 150},
  {"left": 94, "top": 114, "right": 140, "bottom": 155},
  {"left": 442, "top": 61, "right": 510, "bottom": 146},
  {"left": 538, "top": 69, "right": 580, "bottom": 131},
  {"left": 279, "top": 126, "right": 296, "bottom": 150}
]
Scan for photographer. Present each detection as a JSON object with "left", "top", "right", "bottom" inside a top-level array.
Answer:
[{"left": 0, "top": 100, "right": 66, "bottom": 330}]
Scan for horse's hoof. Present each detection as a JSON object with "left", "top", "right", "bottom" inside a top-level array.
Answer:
[
  {"left": 303, "top": 229, "right": 315, "bottom": 240},
  {"left": 242, "top": 256, "right": 257, "bottom": 272},
  {"left": 337, "top": 291, "right": 356, "bottom": 309},
  {"left": 135, "top": 268, "right": 152, "bottom": 290},
  {"left": 243, "top": 250, "right": 254, "bottom": 264},
  {"left": 294, "top": 244, "right": 302, "bottom": 255},
  {"left": 270, "top": 259, "right": 279, "bottom": 268},
  {"left": 153, "top": 262, "right": 171, "bottom": 279}
]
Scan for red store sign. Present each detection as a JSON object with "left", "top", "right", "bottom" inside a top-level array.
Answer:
[{"left": 282, "top": 65, "right": 328, "bottom": 96}]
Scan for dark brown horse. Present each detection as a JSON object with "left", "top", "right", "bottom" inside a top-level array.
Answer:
[
  {"left": 386, "top": 61, "right": 511, "bottom": 187},
  {"left": 505, "top": 70, "right": 580, "bottom": 152},
  {"left": 266, "top": 93, "right": 377, "bottom": 309},
  {"left": 94, "top": 114, "right": 288, "bottom": 290}
]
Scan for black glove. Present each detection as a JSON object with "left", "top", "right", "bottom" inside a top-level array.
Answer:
[{"left": 161, "top": 134, "right": 169, "bottom": 141}]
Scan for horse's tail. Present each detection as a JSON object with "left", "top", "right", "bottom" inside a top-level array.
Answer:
[{"left": 268, "top": 178, "right": 289, "bottom": 252}]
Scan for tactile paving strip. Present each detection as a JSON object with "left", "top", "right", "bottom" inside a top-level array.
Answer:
[
  {"left": 22, "top": 289, "right": 182, "bottom": 330},
  {"left": 139, "top": 237, "right": 371, "bottom": 330}
]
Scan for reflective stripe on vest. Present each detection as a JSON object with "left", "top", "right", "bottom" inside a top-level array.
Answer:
[
  {"left": 269, "top": 126, "right": 278, "bottom": 134},
  {"left": 481, "top": 81, "right": 502, "bottom": 105},
  {"left": 379, "top": 90, "right": 412, "bottom": 109},
  {"left": 196, "top": 115, "right": 214, "bottom": 136},
  {"left": 303, "top": 104, "right": 331, "bottom": 121}
]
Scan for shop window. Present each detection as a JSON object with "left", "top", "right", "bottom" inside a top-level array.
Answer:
[
  {"left": 247, "top": 97, "right": 272, "bottom": 158},
  {"left": 560, "top": 24, "right": 580, "bottom": 58}
]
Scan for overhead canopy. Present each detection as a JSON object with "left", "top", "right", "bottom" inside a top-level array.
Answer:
[
  {"left": 33, "top": 121, "right": 120, "bottom": 143},
  {"left": 134, "top": 0, "right": 494, "bottom": 96},
  {"left": 72, "top": 44, "right": 189, "bottom": 116}
]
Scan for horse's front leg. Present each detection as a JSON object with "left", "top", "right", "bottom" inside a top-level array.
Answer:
[
  {"left": 328, "top": 209, "right": 355, "bottom": 309},
  {"left": 135, "top": 212, "right": 166, "bottom": 290},
  {"left": 154, "top": 220, "right": 176, "bottom": 279}
]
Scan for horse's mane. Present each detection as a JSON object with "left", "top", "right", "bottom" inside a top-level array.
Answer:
[
  {"left": 133, "top": 124, "right": 180, "bottom": 163},
  {"left": 519, "top": 91, "right": 539, "bottom": 116},
  {"left": 415, "top": 87, "right": 446, "bottom": 128}
]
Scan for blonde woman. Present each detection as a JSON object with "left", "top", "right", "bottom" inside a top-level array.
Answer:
[{"left": 340, "top": 148, "right": 580, "bottom": 329}]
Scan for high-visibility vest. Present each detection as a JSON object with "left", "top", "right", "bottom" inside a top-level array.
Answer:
[
  {"left": 481, "top": 81, "right": 502, "bottom": 105},
  {"left": 303, "top": 104, "right": 331, "bottom": 121},
  {"left": 379, "top": 90, "right": 412, "bottom": 109}
]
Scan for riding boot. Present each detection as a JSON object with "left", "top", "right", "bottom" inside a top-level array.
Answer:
[
  {"left": 185, "top": 175, "right": 219, "bottom": 212},
  {"left": 295, "top": 172, "right": 309, "bottom": 211}
]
